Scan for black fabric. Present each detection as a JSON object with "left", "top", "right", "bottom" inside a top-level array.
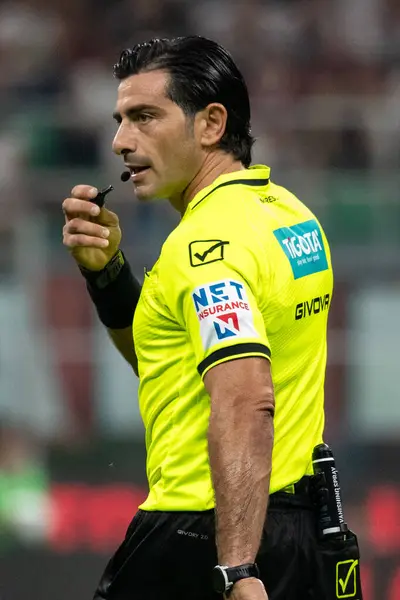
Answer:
[
  {"left": 197, "top": 342, "right": 271, "bottom": 376},
  {"left": 93, "top": 486, "right": 339, "bottom": 600},
  {"left": 83, "top": 252, "right": 142, "bottom": 329},
  {"left": 317, "top": 531, "right": 362, "bottom": 600}
]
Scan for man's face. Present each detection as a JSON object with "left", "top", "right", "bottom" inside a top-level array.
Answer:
[{"left": 112, "top": 69, "right": 203, "bottom": 202}]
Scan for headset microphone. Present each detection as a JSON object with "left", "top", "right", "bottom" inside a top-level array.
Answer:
[{"left": 120, "top": 171, "right": 131, "bottom": 182}]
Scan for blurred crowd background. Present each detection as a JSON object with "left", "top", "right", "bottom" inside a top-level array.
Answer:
[{"left": 0, "top": 1, "right": 399, "bottom": 599}]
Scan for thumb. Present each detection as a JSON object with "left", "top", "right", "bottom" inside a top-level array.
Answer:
[{"left": 96, "top": 207, "right": 120, "bottom": 227}]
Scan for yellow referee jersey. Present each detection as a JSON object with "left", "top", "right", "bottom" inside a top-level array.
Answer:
[{"left": 133, "top": 165, "right": 333, "bottom": 511}]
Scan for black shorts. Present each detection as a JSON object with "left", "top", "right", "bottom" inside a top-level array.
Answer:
[{"left": 92, "top": 480, "right": 331, "bottom": 600}]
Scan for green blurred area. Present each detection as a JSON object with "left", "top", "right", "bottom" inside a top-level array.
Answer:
[
  {"left": 23, "top": 116, "right": 400, "bottom": 247},
  {"left": 324, "top": 172, "right": 400, "bottom": 246}
]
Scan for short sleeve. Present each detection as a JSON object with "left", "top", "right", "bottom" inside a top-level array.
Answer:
[{"left": 160, "top": 230, "right": 272, "bottom": 379}]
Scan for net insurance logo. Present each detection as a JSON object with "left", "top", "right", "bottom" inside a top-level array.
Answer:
[
  {"left": 192, "top": 280, "right": 258, "bottom": 350},
  {"left": 273, "top": 219, "right": 329, "bottom": 279}
]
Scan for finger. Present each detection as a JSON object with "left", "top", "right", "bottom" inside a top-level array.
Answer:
[
  {"left": 64, "top": 218, "right": 110, "bottom": 239},
  {"left": 70, "top": 185, "right": 98, "bottom": 200},
  {"left": 63, "top": 233, "right": 110, "bottom": 249},
  {"left": 62, "top": 197, "right": 101, "bottom": 220},
  {"left": 62, "top": 199, "right": 120, "bottom": 228}
]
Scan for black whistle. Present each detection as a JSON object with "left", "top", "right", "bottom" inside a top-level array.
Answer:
[{"left": 92, "top": 185, "right": 114, "bottom": 208}]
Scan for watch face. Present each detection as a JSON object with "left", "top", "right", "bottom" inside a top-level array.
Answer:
[{"left": 212, "top": 567, "right": 228, "bottom": 594}]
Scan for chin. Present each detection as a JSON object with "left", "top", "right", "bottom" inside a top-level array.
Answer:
[
  {"left": 134, "top": 181, "right": 169, "bottom": 202},
  {"left": 133, "top": 184, "right": 157, "bottom": 201}
]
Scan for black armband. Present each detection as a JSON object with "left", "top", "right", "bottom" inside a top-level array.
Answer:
[{"left": 79, "top": 250, "right": 141, "bottom": 329}]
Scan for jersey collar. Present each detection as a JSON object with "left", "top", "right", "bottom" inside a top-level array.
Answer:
[{"left": 187, "top": 164, "right": 271, "bottom": 212}]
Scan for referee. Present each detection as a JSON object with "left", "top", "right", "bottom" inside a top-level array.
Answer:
[{"left": 63, "top": 37, "right": 334, "bottom": 600}]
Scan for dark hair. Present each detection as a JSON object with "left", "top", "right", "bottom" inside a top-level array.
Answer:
[{"left": 113, "top": 36, "right": 254, "bottom": 167}]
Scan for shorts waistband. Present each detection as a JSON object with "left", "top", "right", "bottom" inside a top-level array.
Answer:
[
  {"left": 279, "top": 475, "right": 311, "bottom": 496},
  {"left": 269, "top": 476, "right": 313, "bottom": 509}
]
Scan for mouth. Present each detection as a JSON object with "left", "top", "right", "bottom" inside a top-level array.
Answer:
[{"left": 126, "top": 165, "right": 151, "bottom": 180}]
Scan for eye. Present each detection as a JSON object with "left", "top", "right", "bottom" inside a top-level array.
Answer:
[{"left": 137, "top": 113, "right": 152, "bottom": 124}]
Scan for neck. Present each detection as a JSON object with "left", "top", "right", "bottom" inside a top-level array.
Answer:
[{"left": 170, "top": 153, "right": 245, "bottom": 215}]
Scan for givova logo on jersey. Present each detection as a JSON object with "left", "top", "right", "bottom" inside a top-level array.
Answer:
[
  {"left": 192, "top": 280, "right": 259, "bottom": 350},
  {"left": 273, "top": 219, "right": 329, "bottom": 280}
]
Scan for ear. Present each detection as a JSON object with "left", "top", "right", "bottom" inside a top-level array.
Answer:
[{"left": 196, "top": 103, "right": 228, "bottom": 148}]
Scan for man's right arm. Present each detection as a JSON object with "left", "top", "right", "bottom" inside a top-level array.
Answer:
[
  {"left": 62, "top": 185, "right": 139, "bottom": 375},
  {"left": 107, "top": 327, "right": 138, "bottom": 375}
]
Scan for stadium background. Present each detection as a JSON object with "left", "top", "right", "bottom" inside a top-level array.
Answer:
[{"left": 0, "top": 0, "right": 399, "bottom": 598}]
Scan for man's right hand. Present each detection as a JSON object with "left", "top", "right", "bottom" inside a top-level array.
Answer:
[
  {"left": 228, "top": 578, "right": 269, "bottom": 600},
  {"left": 62, "top": 184, "right": 122, "bottom": 271}
]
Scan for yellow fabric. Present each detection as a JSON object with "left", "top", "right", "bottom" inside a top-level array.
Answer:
[{"left": 133, "top": 165, "right": 333, "bottom": 511}]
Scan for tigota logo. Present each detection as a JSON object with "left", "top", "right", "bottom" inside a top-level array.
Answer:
[
  {"left": 273, "top": 219, "right": 329, "bottom": 280},
  {"left": 281, "top": 229, "right": 322, "bottom": 259}
]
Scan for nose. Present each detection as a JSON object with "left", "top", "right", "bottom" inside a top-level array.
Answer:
[{"left": 112, "top": 122, "right": 137, "bottom": 156}]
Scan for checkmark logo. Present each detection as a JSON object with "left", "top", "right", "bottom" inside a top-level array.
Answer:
[
  {"left": 189, "top": 240, "right": 230, "bottom": 267},
  {"left": 336, "top": 559, "right": 359, "bottom": 598},
  {"left": 194, "top": 241, "right": 229, "bottom": 262}
]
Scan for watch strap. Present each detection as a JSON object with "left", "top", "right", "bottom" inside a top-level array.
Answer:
[
  {"left": 213, "top": 562, "right": 259, "bottom": 595},
  {"left": 227, "top": 562, "right": 259, "bottom": 586},
  {"left": 79, "top": 249, "right": 125, "bottom": 290}
]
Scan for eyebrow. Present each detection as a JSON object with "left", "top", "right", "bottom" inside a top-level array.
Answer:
[{"left": 112, "top": 104, "right": 160, "bottom": 122}]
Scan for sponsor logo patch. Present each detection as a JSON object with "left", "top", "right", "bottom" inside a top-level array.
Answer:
[
  {"left": 336, "top": 559, "right": 359, "bottom": 598},
  {"left": 260, "top": 195, "right": 278, "bottom": 204},
  {"left": 192, "top": 280, "right": 258, "bottom": 350},
  {"left": 295, "top": 293, "right": 331, "bottom": 320},
  {"left": 273, "top": 219, "right": 329, "bottom": 279},
  {"left": 189, "top": 240, "right": 230, "bottom": 267}
]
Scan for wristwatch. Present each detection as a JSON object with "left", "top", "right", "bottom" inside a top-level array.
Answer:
[{"left": 212, "top": 563, "right": 260, "bottom": 595}]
